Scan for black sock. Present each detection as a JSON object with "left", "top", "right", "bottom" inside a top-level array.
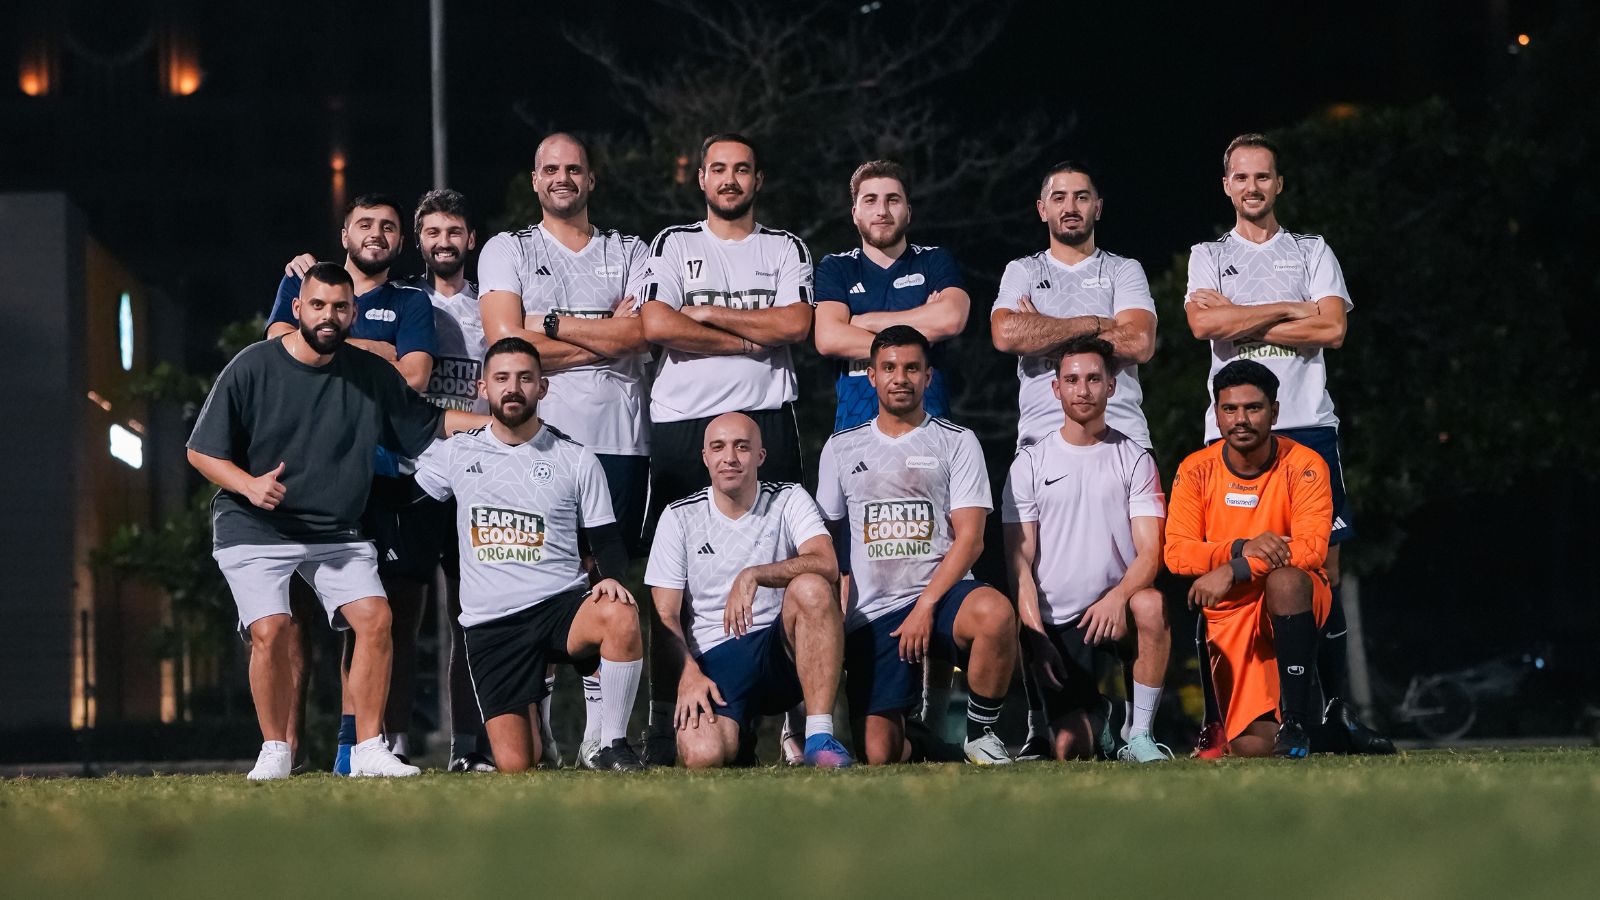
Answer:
[
  {"left": 1318, "top": 585, "right": 1349, "bottom": 703},
  {"left": 1272, "top": 612, "right": 1319, "bottom": 723},
  {"left": 966, "top": 691, "right": 1004, "bottom": 742},
  {"left": 1196, "top": 614, "right": 1222, "bottom": 725}
]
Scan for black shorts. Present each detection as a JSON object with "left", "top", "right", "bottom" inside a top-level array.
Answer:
[
  {"left": 461, "top": 589, "right": 598, "bottom": 720},
  {"left": 1032, "top": 619, "right": 1116, "bottom": 721},
  {"left": 645, "top": 402, "right": 804, "bottom": 539},
  {"left": 362, "top": 474, "right": 458, "bottom": 581},
  {"left": 596, "top": 453, "right": 650, "bottom": 559}
]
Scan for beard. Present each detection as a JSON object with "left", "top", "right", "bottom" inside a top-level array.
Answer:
[
  {"left": 707, "top": 188, "right": 756, "bottom": 221},
  {"left": 424, "top": 247, "right": 465, "bottom": 279},
  {"left": 861, "top": 220, "right": 908, "bottom": 250},
  {"left": 346, "top": 241, "right": 400, "bottom": 277},
  {"left": 1237, "top": 194, "right": 1275, "bottom": 222},
  {"left": 300, "top": 320, "right": 346, "bottom": 354},
  {"left": 492, "top": 394, "right": 536, "bottom": 428},
  {"left": 1049, "top": 220, "right": 1094, "bottom": 248}
]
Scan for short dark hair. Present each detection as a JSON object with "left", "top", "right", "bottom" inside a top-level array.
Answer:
[
  {"left": 483, "top": 336, "right": 543, "bottom": 371},
  {"left": 1222, "top": 133, "right": 1281, "bottom": 175},
  {"left": 343, "top": 193, "right": 405, "bottom": 229},
  {"left": 850, "top": 159, "right": 910, "bottom": 204},
  {"left": 870, "top": 325, "right": 931, "bottom": 361},
  {"left": 1212, "top": 359, "right": 1279, "bottom": 404},
  {"left": 413, "top": 189, "right": 472, "bottom": 235},
  {"left": 303, "top": 261, "right": 353, "bottom": 290},
  {"left": 1040, "top": 160, "right": 1099, "bottom": 196},
  {"left": 1056, "top": 335, "right": 1116, "bottom": 373},
  {"left": 700, "top": 132, "right": 760, "bottom": 171}
]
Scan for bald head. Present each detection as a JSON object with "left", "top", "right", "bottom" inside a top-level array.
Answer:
[
  {"left": 532, "top": 132, "right": 594, "bottom": 218},
  {"left": 703, "top": 413, "right": 765, "bottom": 497}
]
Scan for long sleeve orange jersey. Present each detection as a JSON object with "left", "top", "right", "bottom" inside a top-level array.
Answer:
[{"left": 1164, "top": 436, "right": 1332, "bottom": 610}]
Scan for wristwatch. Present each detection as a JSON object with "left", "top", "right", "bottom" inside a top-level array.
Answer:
[{"left": 543, "top": 311, "right": 561, "bottom": 339}]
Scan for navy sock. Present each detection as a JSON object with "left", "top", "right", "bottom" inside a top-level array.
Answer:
[{"left": 338, "top": 714, "right": 357, "bottom": 746}]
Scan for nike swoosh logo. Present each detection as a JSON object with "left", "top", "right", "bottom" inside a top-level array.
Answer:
[{"left": 1044, "top": 475, "right": 1069, "bottom": 485}]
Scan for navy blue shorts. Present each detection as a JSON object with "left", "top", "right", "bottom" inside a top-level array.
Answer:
[
  {"left": 1275, "top": 426, "right": 1355, "bottom": 545},
  {"left": 844, "top": 579, "right": 986, "bottom": 717},
  {"left": 695, "top": 624, "right": 802, "bottom": 728}
]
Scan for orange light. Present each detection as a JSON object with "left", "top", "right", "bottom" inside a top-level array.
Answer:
[
  {"left": 161, "top": 28, "right": 203, "bottom": 96},
  {"left": 330, "top": 149, "right": 347, "bottom": 173},
  {"left": 18, "top": 39, "right": 55, "bottom": 96},
  {"left": 86, "top": 390, "right": 112, "bottom": 412},
  {"left": 1517, "top": 33, "right": 1530, "bottom": 46},
  {"left": 674, "top": 154, "right": 690, "bottom": 185},
  {"left": 1325, "top": 102, "right": 1360, "bottom": 121}
]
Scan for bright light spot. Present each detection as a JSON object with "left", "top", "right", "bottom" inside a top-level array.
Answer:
[
  {"left": 109, "top": 424, "right": 144, "bottom": 469},
  {"left": 86, "top": 390, "right": 112, "bottom": 412},
  {"left": 859, "top": 1, "right": 882, "bottom": 12},
  {"left": 119, "top": 292, "right": 134, "bottom": 371},
  {"left": 1517, "top": 33, "right": 1530, "bottom": 46},
  {"left": 19, "top": 71, "right": 46, "bottom": 96},
  {"left": 330, "top": 149, "right": 347, "bottom": 172}
]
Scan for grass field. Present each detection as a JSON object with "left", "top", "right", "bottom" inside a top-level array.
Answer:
[{"left": 4, "top": 748, "right": 1598, "bottom": 899}]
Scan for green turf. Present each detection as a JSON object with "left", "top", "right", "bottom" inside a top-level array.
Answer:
[{"left": 3, "top": 749, "right": 1597, "bottom": 899}]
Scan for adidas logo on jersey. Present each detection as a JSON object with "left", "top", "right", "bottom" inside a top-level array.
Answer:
[
  {"left": 697, "top": 543, "right": 716, "bottom": 555},
  {"left": 1222, "top": 265, "right": 1239, "bottom": 277},
  {"left": 465, "top": 461, "right": 483, "bottom": 474},
  {"left": 850, "top": 461, "right": 870, "bottom": 474},
  {"left": 848, "top": 282, "right": 866, "bottom": 294},
  {"left": 534, "top": 265, "right": 552, "bottom": 276},
  {"left": 1035, "top": 279, "right": 1051, "bottom": 290}
]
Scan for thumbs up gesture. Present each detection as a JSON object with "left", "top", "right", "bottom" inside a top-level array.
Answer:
[{"left": 245, "top": 461, "right": 288, "bottom": 510}]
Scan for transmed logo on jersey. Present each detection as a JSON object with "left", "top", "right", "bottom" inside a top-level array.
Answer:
[
  {"left": 469, "top": 505, "right": 546, "bottom": 563},
  {"left": 862, "top": 499, "right": 935, "bottom": 560}
]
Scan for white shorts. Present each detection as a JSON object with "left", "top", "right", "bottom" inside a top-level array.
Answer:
[{"left": 213, "top": 541, "right": 386, "bottom": 630}]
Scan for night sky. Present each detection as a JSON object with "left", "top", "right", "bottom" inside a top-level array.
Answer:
[{"left": 2, "top": 0, "right": 1543, "bottom": 359}]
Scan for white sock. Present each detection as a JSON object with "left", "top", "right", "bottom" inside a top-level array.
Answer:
[
  {"left": 1131, "top": 682, "right": 1162, "bottom": 736},
  {"left": 450, "top": 733, "right": 477, "bottom": 758},
  {"left": 582, "top": 674, "right": 603, "bottom": 744},
  {"left": 600, "top": 659, "right": 643, "bottom": 745},
  {"left": 385, "top": 732, "right": 409, "bottom": 758},
  {"left": 648, "top": 700, "right": 674, "bottom": 735},
  {"left": 804, "top": 714, "right": 833, "bottom": 740},
  {"left": 541, "top": 674, "right": 557, "bottom": 739}
]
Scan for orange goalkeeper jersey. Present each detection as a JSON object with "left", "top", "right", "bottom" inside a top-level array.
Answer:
[{"left": 1164, "top": 436, "right": 1332, "bottom": 608}]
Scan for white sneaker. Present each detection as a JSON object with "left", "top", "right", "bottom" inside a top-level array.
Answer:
[
  {"left": 248, "top": 741, "right": 293, "bottom": 781},
  {"left": 963, "top": 727, "right": 1014, "bottom": 765},
  {"left": 350, "top": 737, "right": 421, "bottom": 777},
  {"left": 578, "top": 739, "right": 602, "bottom": 770}
]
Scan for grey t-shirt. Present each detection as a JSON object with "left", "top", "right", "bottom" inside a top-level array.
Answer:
[{"left": 187, "top": 338, "right": 444, "bottom": 549}]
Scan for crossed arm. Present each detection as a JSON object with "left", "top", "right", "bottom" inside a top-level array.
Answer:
[
  {"left": 641, "top": 299, "right": 813, "bottom": 355},
  {"left": 480, "top": 291, "right": 649, "bottom": 372},
  {"left": 1186, "top": 291, "right": 1347, "bottom": 349},
  {"left": 813, "top": 290, "right": 972, "bottom": 360},
  {"left": 991, "top": 301, "right": 1156, "bottom": 365}
]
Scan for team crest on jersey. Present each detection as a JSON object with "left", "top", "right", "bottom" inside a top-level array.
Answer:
[
  {"left": 861, "top": 499, "right": 935, "bottom": 560},
  {"left": 469, "top": 505, "right": 547, "bottom": 563},
  {"left": 530, "top": 460, "right": 555, "bottom": 485}
]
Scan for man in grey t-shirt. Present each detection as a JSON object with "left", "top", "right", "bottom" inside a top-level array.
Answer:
[{"left": 187, "top": 263, "right": 487, "bottom": 781}]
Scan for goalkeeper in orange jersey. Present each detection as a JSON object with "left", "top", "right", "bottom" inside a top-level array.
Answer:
[{"left": 1164, "top": 360, "right": 1330, "bottom": 758}]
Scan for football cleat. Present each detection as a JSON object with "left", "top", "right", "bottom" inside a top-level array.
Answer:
[
  {"left": 350, "top": 738, "right": 422, "bottom": 777},
  {"left": 803, "top": 734, "right": 853, "bottom": 768},
  {"left": 248, "top": 742, "right": 293, "bottom": 781},
  {"left": 592, "top": 738, "right": 647, "bottom": 772},
  {"left": 1272, "top": 717, "right": 1312, "bottom": 760},
  {"left": 905, "top": 716, "right": 965, "bottom": 763},
  {"left": 448, "top": 752, "right": 496, "bottom": 773},
  {"left": 963, "top": 727, "right": 1014, "bottom": 765},
  {"left": 1192, "top": 721, "right": 1226, "bottom": 759},
  {"left": 577, "top": 740, "right": 602, "bottom": 770},
  {"left": 1015, "top": 731, "right": 1054, "bottom": 762},
  {"left": 642, "top": 729, "right": 677, "bottom": 768},
  {"left": 779, "top": 734, "right": 806, "bottom": 767},
  {"left": 1117, "top": 731, "right": 1175, "bottom": 764},
  {"left": 1323, "top": 698, "right": 1397, "bottom": 755}
]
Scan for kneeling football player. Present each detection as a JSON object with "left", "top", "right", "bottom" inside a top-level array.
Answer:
[
  {"left": 817, "top": 326, "right": 1018, "bottom": 765},
  {"left": 646, "top": 413, "right": 852, "bottom": 768},
  {"left": 1002, "top": 336, "right": 1172, "bottom": 762},
  {"left": 1164, "top": 360, "right": 1330, "bottom": 758},
  {"left": 417, "top": 337, "right": 645, "bottom": 772}
]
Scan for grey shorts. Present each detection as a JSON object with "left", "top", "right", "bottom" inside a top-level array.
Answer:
[{"left": 214, "top": 541, "right": 386, "bottom": 630}]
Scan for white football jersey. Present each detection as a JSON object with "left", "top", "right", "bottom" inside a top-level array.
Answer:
[
  {"left": 816, "top": 415, "right": 992, "bottom": 630},
  {"left": 1000, "top": 428, "right": 1166, "bottom": 625},
  {"left": 1185, "top": 228, "right": 1352, "bottom": 439},
  {"left": 478, "top": 225, "right": 651, "bottom": 455},
  {"left": 640, "top": 221, "right": 813, "bottom": 422},
  {"left": 407, "top": 277, "right": 488, "bottom": 473},
  {"left": 645, "top": 482, "right": 829, "bottom": 656},
  {"left": 993, "top": 248, "right": 1156, "bottom": 449},
  {"left": 415, "top": 423, "right": 615, "bottom": 627}
]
